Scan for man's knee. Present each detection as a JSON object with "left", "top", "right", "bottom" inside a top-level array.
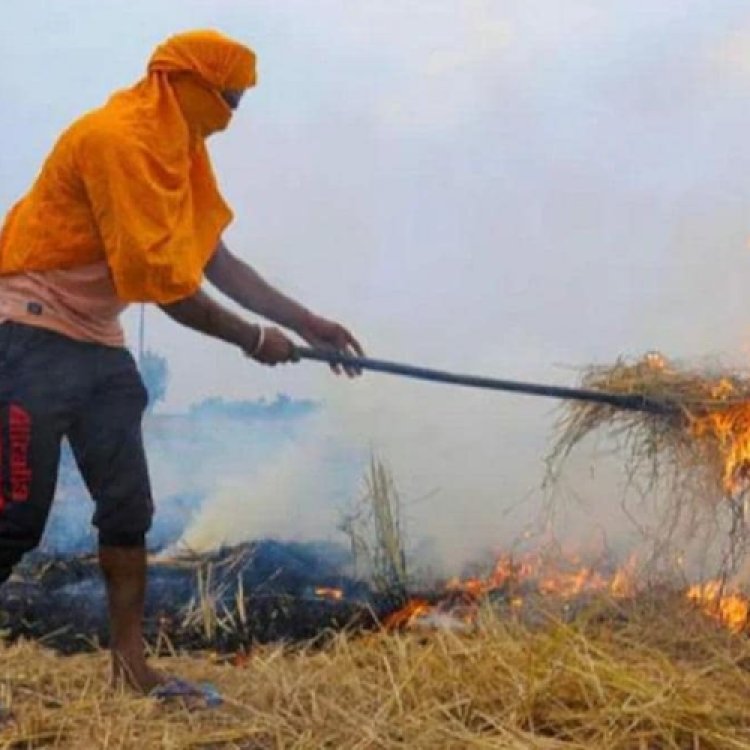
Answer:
[{"left": 93, "top": 488, "right": 153, "bottom": 551}]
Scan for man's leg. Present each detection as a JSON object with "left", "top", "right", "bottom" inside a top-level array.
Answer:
[
  {"left": 67, "top": 348, "right": 160, "bottom": 692},
  {"left": 0, "top": 324, "right": 72, "bottom": 584},
  {"left": 98, "top": 545, "right": 161, "bottom": 691},
  {"left": 0, "top": 402, "right": 62, "bottom": 583}
]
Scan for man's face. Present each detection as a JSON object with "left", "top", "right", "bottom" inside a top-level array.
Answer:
[{"left": 170, "top": 73, "right": 246, "bottom": 138}]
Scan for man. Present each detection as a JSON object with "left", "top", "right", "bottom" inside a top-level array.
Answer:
[{"left": 0, "top": 30, "right": 363, "bottom": 693}]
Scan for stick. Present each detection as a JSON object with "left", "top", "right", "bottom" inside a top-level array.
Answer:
[{"left": 294, "top": 347, "right": 678, "bottom": 415}]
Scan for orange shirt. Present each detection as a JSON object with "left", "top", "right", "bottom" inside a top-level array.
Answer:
[{"left": 0, "top": 261, "right": 126, "bottom": 347}]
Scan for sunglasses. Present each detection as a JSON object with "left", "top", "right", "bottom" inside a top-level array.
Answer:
[{"left": 220, "top": 89, "right": 244, "bottom": 110}]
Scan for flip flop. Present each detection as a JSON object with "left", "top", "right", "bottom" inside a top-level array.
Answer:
[{"left": 150, "top": 678, "right": 222, "bottom": 709}]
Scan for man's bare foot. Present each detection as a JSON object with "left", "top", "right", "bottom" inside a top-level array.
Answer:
[
  {"left": 110, "top": 650, "right": 216, "bottom": 710},
  {"left": 111, "top": 649, "right": 168, "bottom": 694}
]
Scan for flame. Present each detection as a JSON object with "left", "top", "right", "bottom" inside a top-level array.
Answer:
[
  {"left": 445, "top": 556, "right": 531, "bottom": 598},
  {"left": 385, "top": 552, "right": 638, "bottom": 630},
  {"left": 675, "top": 373, "right": 750, "bottom": 495},
  {"left": 538, "top": 567, "right": 608, "bottom": 597},
  {"left": 689, "top": 402, "right": 750, "bottom": 494},
  {"left": 382, "top": 546, "right": 750, "bottom": 636},
  {"left": 443, "top": 553, "right": 634, "bottom": 601},
  {"left": 383, "top": 599, "right": 432, "bottom": 629},
  {"left": 610, "top": 555, "right": 638, "bottom": 599},
  {"left": 315, "top": 587, "right": 344, "bottom": 601},
  {"left": 686, "top": 581, "right": 750, "bottom": 633}
]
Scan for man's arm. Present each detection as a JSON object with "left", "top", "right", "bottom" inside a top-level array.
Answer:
[
  {"left": 159, "top": 289, "right": 297, "bottom": 365},
  {"left": 205, "top": 240, "right": 365, "bottom": 375},
  {"left": 205, "top": 240, "right": 311, "bottom": 332}
]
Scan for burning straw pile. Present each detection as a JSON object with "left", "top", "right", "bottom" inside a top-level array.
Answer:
[{"left": 547, "top": 353, "right": 750, "bottom": 572}]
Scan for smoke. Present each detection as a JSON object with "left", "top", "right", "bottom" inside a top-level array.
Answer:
[
  {"left": 174, "top": 411, "right": 360, "bottom": 553},
  {"left": 311, "top": 373, "right": 554, "bottom": 572},
  {"left": 41, "top": 403, "right": 350, "bottom": 556},
  {"left": 142, "top": 380, "right": 557, "bottom": 573}
]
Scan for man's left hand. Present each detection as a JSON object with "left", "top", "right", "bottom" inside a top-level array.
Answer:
[{"left": 298, "top": 314, "right": 364, "bottom": 377}]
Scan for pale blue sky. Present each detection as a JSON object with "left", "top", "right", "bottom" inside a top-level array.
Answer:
[{"left": 3, "top": 1, "right": 750, "bottom": 554}]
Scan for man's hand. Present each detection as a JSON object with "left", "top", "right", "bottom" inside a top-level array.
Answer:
[
  {"left": 297, "top": 314, "right": 364, "bottom": 377},
  {"left": 244, "top": 325, "right": 298, "bottom": 366}
]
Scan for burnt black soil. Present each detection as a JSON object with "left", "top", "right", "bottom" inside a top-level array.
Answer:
[{"left": 0, "top": 540, "right": 402, "bottom": 654}]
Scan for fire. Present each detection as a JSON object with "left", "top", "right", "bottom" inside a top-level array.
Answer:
[
  {"left": 538, "top": 567, "right": 608, "bottom": 597},
  {"left": 609, "top": 556, "right": 638, "bottom": 599},
  {"left": 444, "top": 555, "right": 532, "bottom": 598},
  {"left": 383, "top": 550, "right": 750, "bottom": 635},
  {"left": 314, "top": 587, "right": 344, "bottom": 601},
  {"left": 385, "top": 552, "right": 638, "bottom": 630},
  {"left": 686, "top": 581, "right": 750, "bottom": 634},
  {"left": 680, "top": 372, "right": 750, "bottom": 495},
  {"left": 443, "top": 553, "right": 635, "bottom": 601},
  {"left": 383, "top": 599, "right": 432, "bottom": 629},
  {"left": 689, "top": 402, "right": 750, "bottom": 494}
]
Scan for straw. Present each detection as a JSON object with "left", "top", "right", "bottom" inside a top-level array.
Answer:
[{"left": 2, "top": 595, "right": 750, "bottom": 748}]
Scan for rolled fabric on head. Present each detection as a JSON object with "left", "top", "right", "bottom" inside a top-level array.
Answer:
[{"left": 148, "top": 29, "right": 257, "bottom": 91}]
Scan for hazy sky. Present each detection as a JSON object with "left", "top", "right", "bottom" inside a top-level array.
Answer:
[{"left": 4, "top": 1, "right": 750, "bottom": 559}]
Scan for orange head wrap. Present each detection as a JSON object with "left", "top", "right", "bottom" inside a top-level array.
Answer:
[
  {"left": 0, "top": 30, "right": 257, "bottom": 303},
  {"left": 149, "top": 29, "right": 257, "bottom": 90},
  {"left": 149, "top": 30, "right": 257, "bottom": 138}
]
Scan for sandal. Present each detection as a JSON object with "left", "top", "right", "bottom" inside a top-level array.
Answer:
[{"left": 150, "top": 678, "right": 222, "bottom": 709}]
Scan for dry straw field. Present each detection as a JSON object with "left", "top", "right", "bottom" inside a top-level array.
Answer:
[{"left": 2, "top": 597, "right": 750, "bottom": 749}]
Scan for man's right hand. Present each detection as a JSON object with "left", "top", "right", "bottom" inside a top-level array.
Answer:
[{"left": 244, "top": 325, "right": 298, "bottom": 366}]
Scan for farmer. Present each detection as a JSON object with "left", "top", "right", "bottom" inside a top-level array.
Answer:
[{"left": 0, "top": 30, "right": 363, "bottom": 694}]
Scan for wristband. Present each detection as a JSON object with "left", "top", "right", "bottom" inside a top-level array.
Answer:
[{"left": 249, "top": 326, "right": 266, "bottom": 357}]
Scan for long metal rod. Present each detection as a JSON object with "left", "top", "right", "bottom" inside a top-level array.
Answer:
[{"left": 294, "top": 347, "right": 676, "bottom": 415}]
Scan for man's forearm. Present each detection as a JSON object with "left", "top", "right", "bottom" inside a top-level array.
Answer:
[
  {"left": 205, "top": 242, "right": 312, "bottom": 332},
  {"left": 159, "top": 288, "right": 260, "bottom": 351}
]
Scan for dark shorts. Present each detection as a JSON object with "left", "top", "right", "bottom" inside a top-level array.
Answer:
[{"left": 0, "top": 322, "right": 153, "bottom": 582}]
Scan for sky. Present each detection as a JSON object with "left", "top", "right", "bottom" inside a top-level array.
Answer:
[{"left": 3, "top": 1, "right": 750, "bottom": 563}]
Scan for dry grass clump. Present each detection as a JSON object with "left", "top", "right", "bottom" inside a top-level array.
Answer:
[
  {"left": 546, "top": 353, "right": 750, "bottom": 574},
  {"left": 549, "top": 353, "right": 750, "bottom": 495},
  {"left": 2, "top": 599, "right": 750, "bottom": 749},
  {"left": 339, "top": 456, "right": 408, "bottom": 600}
]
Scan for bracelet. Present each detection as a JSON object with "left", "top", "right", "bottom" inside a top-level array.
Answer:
[{"left": 249, "top": 326, "right": 266, "bottom": 357}]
